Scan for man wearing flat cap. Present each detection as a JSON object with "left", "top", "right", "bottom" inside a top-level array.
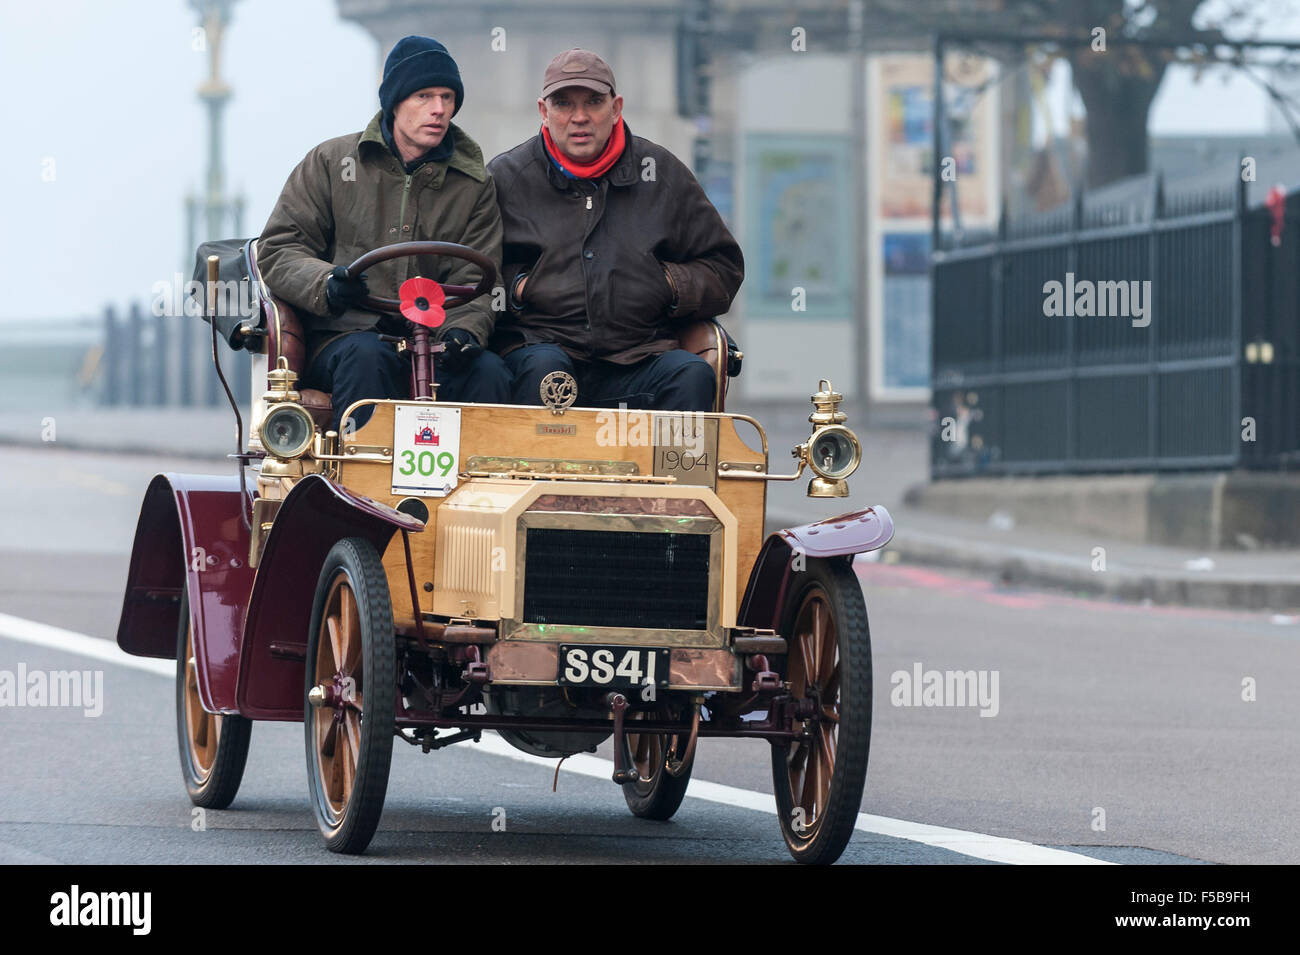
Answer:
[
  {"left": 258, "top": 35, "right": 510, "bottom": 429},
  {"left": 488, "top": 49, "right": 744, "bottom": 411}
]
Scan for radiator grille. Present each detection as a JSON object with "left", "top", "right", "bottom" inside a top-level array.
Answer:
[{"left": 522, "top": 528, "right": 710, "bottom": 630}]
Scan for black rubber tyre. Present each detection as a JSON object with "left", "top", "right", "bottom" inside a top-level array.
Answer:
[
  {"left": 175, "top": 588, "right": 252, "bottom": 810},
  {"left": 770, "top": 556, "right": 872, "bottom": 865},
  {"left": 304, "top": 537, "right": 396, "bottom": 854},
  {"left": 620, "top": 705, "right": 694, "bottom": 820}
]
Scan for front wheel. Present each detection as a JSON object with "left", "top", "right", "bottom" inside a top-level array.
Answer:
[
  {"left": 175, "top": 588, "right": 252, "bottom": 809},
  {"left": 770, "top": 557, "right": 872, "bottom": 865},
  {"left": 621, "top": 705, "right": 694, "bottom": 820},
  {"left": 304, "top": 537, "right": 396, "bottom": 854}
]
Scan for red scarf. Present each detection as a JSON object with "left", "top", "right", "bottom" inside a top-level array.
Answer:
[{"left": 542, "top": 120, "right": 626, "bottom": 179}]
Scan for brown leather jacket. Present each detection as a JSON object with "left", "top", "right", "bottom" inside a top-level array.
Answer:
[
  {"left": 257, "top": 112, "right": 502, "bottom": 350},
  {"left": 487, "top": 125, "right": 743, "bottom": 364}
]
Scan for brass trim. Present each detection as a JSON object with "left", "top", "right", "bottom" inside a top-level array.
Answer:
[
  {"left": 502, "top": 626, "right": 722, "bottom": 648},
  {"left": 651, "top": 413, "right": 719, "bottom": 488},
  {"left": 342, "top": 398, "right": 769, "bottom": 450},
  {"left": 247, "top": 497, "right": 280, "bottom": 568},
  {"left": 465, "top": 455, "right": 639, "bottom": 476},
  {"left": 727, "top": 412, "right": 769, "bottom": 457},
  {"left": 315, "top": 453, "right": 392, "bottom": 463},
  {"left": 462, "top": 470, "right": 676, "bottom": 483},
  {"left": 718, "top": 458, "right": 808, "bottom": 482},
  {"left": 315, "top": 443, "right": 393, "bottom": 464}
]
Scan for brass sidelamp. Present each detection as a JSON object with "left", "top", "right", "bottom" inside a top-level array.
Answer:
[{"left": 798, "top": 379, "right": 862, "bottom": 498}]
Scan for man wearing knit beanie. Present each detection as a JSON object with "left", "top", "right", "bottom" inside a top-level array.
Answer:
[{"left": 258, "top": 35, "right": 510, "bottom": 430}]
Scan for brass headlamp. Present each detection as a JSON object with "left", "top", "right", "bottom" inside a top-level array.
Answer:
[{"left": 258, "top": 357, "right": 315, "bottom": 460}]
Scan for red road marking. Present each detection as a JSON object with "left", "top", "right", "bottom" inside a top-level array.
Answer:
[{"left": 854, "top": 560, "right": 1263, "bottom": 621}]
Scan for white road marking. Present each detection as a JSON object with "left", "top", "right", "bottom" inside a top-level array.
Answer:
[
  {"left": 0, "top": 612, "right": 173, "bottom": 676},
  {"left": 467, "top": 734, "right": 1112, "bottom": 865},
  {"left": 0, "top": 614, "right": 1112, "bottom": 865}
]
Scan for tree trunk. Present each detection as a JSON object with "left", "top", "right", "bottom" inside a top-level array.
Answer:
[{"left": 1071, "top": 51, "right": 1168, "bottom": 188}]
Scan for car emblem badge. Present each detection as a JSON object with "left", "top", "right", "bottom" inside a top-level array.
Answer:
[{"left": 539, "top": 371, "right": 577, "bottom": 415}]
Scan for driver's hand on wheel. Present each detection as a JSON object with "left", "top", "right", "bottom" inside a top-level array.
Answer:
[
  {"left": 325, "top": 265, "right": 370, "bottom": 315},
  {"left": 439, "top": 328, "right": 482, "bottom": 372}
]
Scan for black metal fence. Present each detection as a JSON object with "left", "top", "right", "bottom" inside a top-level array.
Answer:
[{"left": 930, "top": 168, "right": 1300, "bottom": 478}]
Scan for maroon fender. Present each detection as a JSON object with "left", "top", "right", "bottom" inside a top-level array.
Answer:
[
  {"left": 737, "top": 505, "right": 894, "bottom": 632},
  {"left": 115, "top": 472, "right": 256, "bottom": 715},
  {"left": 235, "top": 473, "right": 425, "bottom": 720}
]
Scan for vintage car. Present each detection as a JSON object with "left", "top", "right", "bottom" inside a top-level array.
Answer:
[{"left": 115, "top": 240, "right": 894, "bottom": 864}]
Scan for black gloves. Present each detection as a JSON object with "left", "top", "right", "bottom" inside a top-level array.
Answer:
[
  {"left": 439, "top": 327, "right": 482, "bottom": 372},
  {"left": 325, "top": 265, "right": 369, "bottom": 315}
]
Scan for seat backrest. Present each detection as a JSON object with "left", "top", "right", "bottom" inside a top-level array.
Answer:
[
  {"left": 677, "top": 319, "right": 729, "bottom": 413},
  {"left": 246, "top": 239, "right": 309, "bottom": 378}
]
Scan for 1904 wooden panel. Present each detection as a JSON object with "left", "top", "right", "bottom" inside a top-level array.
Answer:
[{"left": 336, "top": 401, "right": 767, "bottom": 628}]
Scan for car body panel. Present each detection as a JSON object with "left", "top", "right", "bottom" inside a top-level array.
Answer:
[
  {"left": 115, "top": 472, "right": 256, "bottom": 714},
  {"left": 234, "top": 473, "right": 424, "bottom": 721},
  {"left": 738, "top": 505, "right": 894, "bottom": 632}
]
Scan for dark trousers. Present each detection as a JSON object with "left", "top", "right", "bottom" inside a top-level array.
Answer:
[
  {"left": 304, "top": 331, "right": 512, "bottom": 431},
  {"left": 502, "top": 344, "right": 715, "bottom": 411}
]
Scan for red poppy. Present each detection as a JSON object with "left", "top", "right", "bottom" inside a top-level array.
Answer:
[{"left": 398, "top": 276, "right": 446, "bottom": 327}]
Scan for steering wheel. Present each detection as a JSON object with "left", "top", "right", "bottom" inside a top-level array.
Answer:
[{"left": 342, "top": 240, "right": 497, "bottom": 315}]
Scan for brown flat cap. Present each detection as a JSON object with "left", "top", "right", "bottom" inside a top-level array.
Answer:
[{"left": 542, "top": 48, "right": 615, "bottom": 98}]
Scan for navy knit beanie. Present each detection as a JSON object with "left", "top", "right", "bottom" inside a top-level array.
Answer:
[{"left": 379, "top": 36, "right": 464, "bottom": 118}]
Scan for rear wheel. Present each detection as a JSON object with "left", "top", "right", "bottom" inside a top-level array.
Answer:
[
  {"left": 304, "top": 537, "right": 395, "bottom": 854},
  {"left": 621, "top": 705, "right": 694, "bottom": 820},
  {"left": 771, "top": 557, "right": 872, "bottom": 865},
  {"left": 175, "top": 588, "right": 252, "bottom": 809}
]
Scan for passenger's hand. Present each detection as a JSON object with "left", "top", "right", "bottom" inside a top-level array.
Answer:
[
  {"left": 325, "top": 266, "right": 370, "bottom": 315},
  {"left": 508, "top": 271, "right": 529, "bottom": 311},
  {"left": 662, "top": 264, "right": 679, "bottom": 311},
  {"left": 439, "top": 327, "right": 482, "bottom": 372}
]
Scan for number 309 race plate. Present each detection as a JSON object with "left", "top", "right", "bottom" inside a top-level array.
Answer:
[
  {"left": 558, "top": 645, "right": 671, "bottom": 689},
  {"left": 392, "top": 405, "right": 461, "bottom": 497}
]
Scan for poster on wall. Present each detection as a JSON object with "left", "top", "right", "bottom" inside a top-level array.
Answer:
[
  {"left": 869, "top": 53, "right": 999, "bottom": 401},
  {"left": 743, "top": 134, "right": 853, "bottom": 319},
  {"left": 882, "top": 232, "right": 931, "bottom": 391},
  {"left": 874, "top": 54, "right": 996, "bottom": 224}
]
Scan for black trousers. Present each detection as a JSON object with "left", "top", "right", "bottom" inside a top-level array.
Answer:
[
  {"left": 502, "top": 343, "right": 715, "bottom": 411},
  {"left": 303, "top": 331, "right": 512, "bottom": 430}
]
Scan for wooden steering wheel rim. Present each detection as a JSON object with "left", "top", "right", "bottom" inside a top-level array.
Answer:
[{"left": 343, "top": 241, "right": 497, "bottom": 314}]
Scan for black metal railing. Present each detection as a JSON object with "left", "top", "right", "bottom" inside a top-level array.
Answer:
[{"left": 931, "top": 168, "right": 1300, "bottom": 477}]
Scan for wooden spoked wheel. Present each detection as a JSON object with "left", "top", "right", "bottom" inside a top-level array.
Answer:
[
  {"left": 312, "top": 577, "right": 364, "bottom": 820},
  {"left": 786, "top": 590, "right": 841, "bottom": 828},
  {"left": 771, "top": 557, "right": 871, "bottom": 865},
  {"left": 621, "top": 705, "right": 694, "bottom": 820},
  {"left": 183, "top": 627, "right": 220, "bottom": 780},
  {"left": 304, "top": 537, "right": 395, "bottom": 854},
  {"left": 175, "top": 588, "right": 251, "bottom": 809}
]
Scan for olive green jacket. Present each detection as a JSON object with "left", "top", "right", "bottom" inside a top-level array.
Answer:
[{"left": 257, "top": 112, "right": 502, "bottom": 347}]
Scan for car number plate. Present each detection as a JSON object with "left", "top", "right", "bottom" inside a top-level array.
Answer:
[
  {"left": 391, "top": 404, "right": 461, "bottom": 497},
  {"left": 557, "top": 645, "right": 670, "bottom": 689}
]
